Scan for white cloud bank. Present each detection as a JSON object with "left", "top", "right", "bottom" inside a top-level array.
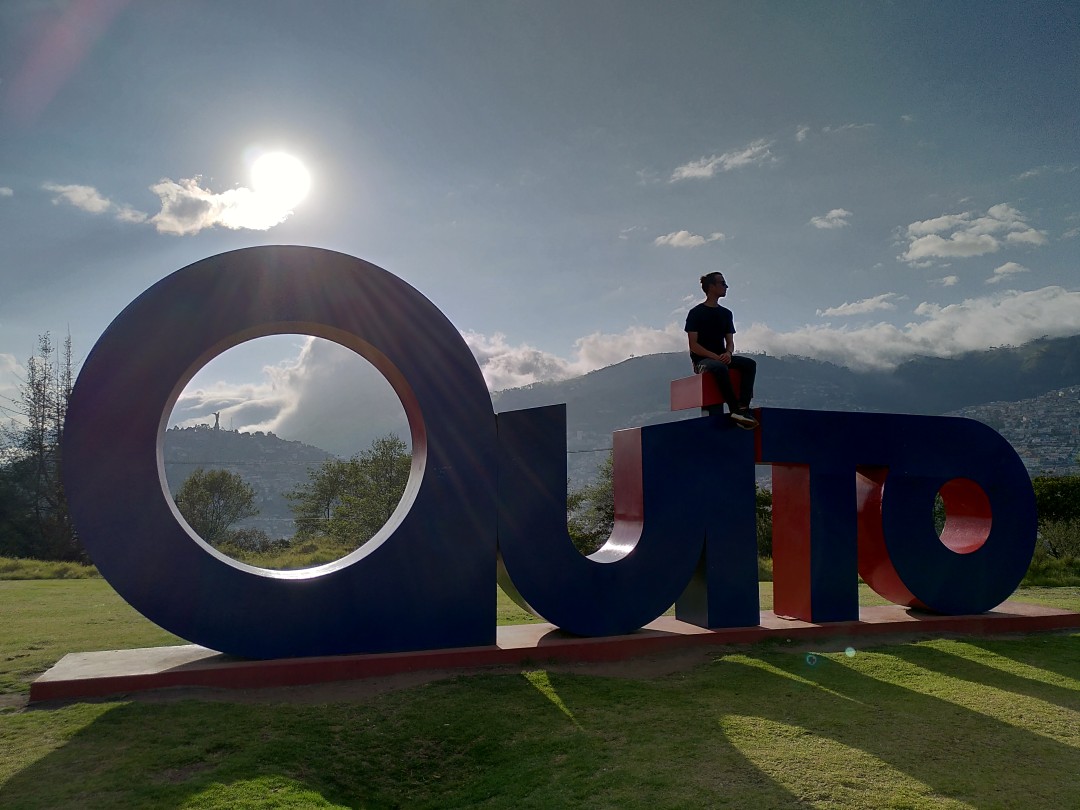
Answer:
[
  {"left": 170, "top": 286, "right": 1080, "bottom": 453},
  {"left": 743, "top": 286, "right": 1080, "bottom": 370},
  {"left": 653, "top": 230, "right": 727, "bottom": 248},
  {"left": 899, "top": 203, "right": 1048, "bottom": 265},
  {"left": 670, "top": 138, "right": 775, "bottom": 181},
  {"left": 0, "top": 187, "right": 13, "bottom": 197},
  {"left": 809, "top": 208, "right": 852, "bottom": 229},
  {"left": 816, "top": 293, "right": 898, "bottom": 317},
  {"left": 467, "top": 285, "right": 1080, "bottom": 385},
  {"left": 40, "top": 176, "right": 300, "bottom": 235},
  {"left": 463, "top": 326, "right": 687, "bottom": 390}
]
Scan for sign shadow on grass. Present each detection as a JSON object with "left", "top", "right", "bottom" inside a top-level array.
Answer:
[{"left": 5, "top": 647, "right": 1079, "bottom": 807}]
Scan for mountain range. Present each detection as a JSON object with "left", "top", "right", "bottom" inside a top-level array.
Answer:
[{"left": 491, "top": 335, "right": 1080, "bottom": 484}]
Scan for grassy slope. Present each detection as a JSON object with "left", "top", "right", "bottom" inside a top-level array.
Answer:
[{"left": 0, "top": 580, "right": 1077, "bottom": 808}]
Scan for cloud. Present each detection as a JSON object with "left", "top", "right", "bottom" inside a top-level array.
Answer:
[
  {"left": 0, "top": 187, "right": 13, "bottom": 197},
  {"left": 40, "top": 175, "right": 301, "bottom": 235},
  {"left": 901, "top": 114, "right": 916, "bottom": 123},
  {"left": 809, "top": 208, "right": 852, "bottom": 229},
  {"left": 171, "top": 338, "right": 409, "bottom": 457},
  {"left": 463, "top": 332, "right": 576, "bottom": 390},
  {"left": 43, "top": 182, "right": 111, "bottom": 214},
  {"left": 795, "top": 125, "right": 810, "bottom": 142},
  {"left": 817, "top": 293, "right": 898, "bottom": 317},
  {"left": 464, "top": 324, "right": 687, "bottom": 390},
  {"left": 986, "top": 262, "right": 1030, "bottom": 284},
  {"left": 903, "top": 232, "right": 1000, "bottom": 261},
  {"left": 740, "top": 286, "right": 1080, "bottom": 370},
  {"left": 1016, "top": 164, "right": 1078, "bottom": 181},
  {"left": 1005, "top": 229, "right": 1047, "bottom": 246},
  {"left": 822, "top": 123, "right": 874, "bottom": 134},
  {"left": 932, "top": 275, "right": 960, "bottom": 287},
  {"left": 653, "top": 230, "right": 727, "bottom": 248},
  {"left": 115, "top": 204, "right": 148, "bottom": 223},
  {"left": 149, "top": 176, "right": 297, "bottom": 235},
  {"left": 670, "top": 139, "right": 775, "bottom": 181},
  {"left": 899, "top": 203, "right": 1048, "bottom": 264},
  {"left": 572, "top": 324, "right": 687, "bottom": 372},
  {"left": 42, "top": 182, "right": 148, "bottom": 223}
]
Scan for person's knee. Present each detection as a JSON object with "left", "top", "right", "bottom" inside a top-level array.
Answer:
[
  {"left": 733, "top": 357, "right": 756, "bottom": 378},
  {"left": 709, "top": 362, "right": 730, "bottom": 379}
]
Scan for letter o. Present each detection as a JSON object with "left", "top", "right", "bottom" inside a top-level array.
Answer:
[{"left": 856, "top": 417, "right": 1036, "bottom": 614}]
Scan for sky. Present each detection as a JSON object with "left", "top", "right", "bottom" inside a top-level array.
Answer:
[{"left": 1, "top": 0, "right": 1078, "bottom": 454}]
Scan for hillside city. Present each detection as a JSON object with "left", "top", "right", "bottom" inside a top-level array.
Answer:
[{"left": 947, "top": 385, "right": 1080, "bottom": 477}]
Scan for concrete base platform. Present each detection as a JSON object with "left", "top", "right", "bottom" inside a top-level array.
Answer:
[{"left": 31, "top": 601, "right": 1080, "bottom": 703}]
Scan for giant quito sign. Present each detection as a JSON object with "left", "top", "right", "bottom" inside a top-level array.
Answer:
[{"left": 63, "top": 247, "right": 1038, "bottom": 660}]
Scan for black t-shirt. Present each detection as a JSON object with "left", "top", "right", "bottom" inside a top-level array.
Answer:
[{"left": 684, "top": 303, "right": 735, "bottom": 363}]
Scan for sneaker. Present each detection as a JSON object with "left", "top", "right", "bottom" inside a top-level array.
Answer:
[{"left": 730, "top": 409, "right": 758, "bottom": 430}]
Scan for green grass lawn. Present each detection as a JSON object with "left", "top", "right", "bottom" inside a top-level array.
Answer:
[{"left": 0, "top": 579, "right": 1077, "bottom": 808}]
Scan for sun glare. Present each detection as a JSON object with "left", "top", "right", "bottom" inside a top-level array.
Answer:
[{"left": 251, "top": 152, "right": 311, "bottom": 210}]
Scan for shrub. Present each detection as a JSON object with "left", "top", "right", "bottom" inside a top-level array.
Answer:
[
  {"left": 1032, "top": 475, "right": 1080, "bottom": 523},
  {"left": 0, "top": 556, "right": 100, "bottom": 580},
  {"left": 223, "top": 528, "right": 282, "bottom": 554},
  {"left": 757, "top": 555, "right": 773, "bottom": 582},
  {"left": 1038, "top": 518, "right": 1080, "bottom": 560}
]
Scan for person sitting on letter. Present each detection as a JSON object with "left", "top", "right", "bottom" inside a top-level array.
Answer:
[{"left": 684, "top": 271, "right": 758, "bottom": 429}]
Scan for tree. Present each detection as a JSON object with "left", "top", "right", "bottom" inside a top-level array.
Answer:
[
  {"left": 287, "top": 457, "right": 350, "bottom": 540},
  {"left": 0, "top": 333, "right": 82, "bottom": 561},
  {"left": 286, "top": 433, "right": 411, "bottom": 547},
  {"left": 755, "top": 484, "right": 773, "bottom": 558},
  {"left": 1032, "top": 475, "right": 1080, "bottom": 524},
  {"left": 0, "top": 458, "right": 37, "bottom": 558},
  {"left": 174, "top": 468, "right": 259, "bottom": 545},
  {"left": 567, "top": 453, "right": 614, "bottom": 555},
  {"left": 1032, "top": 475, "right": 1080, "bottom": 560},
  {"left": 337, "top": 434, "right": 411, "bottom": 541}
]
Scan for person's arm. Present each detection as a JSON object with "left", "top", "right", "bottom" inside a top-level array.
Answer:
[
  {"left": 725, "top": 333, "right": 736, "bottom": 356},
  {"left": 688, "top": 331, "right": 731, "bottom": 364}
]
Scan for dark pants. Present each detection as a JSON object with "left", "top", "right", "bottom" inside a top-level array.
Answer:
[{"left": 695, "top": 355, "right": 757, "bottom": 412}]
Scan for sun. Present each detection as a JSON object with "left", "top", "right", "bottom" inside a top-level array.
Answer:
[{"left": 250, "top": 152, "right": 311, "bottom": 210}]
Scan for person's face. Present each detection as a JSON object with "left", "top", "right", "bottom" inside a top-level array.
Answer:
[{"left": 712, "top": 275, "right": 728, "bottom": 297}]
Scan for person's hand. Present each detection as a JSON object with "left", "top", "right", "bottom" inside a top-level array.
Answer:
[{"left": 719, "top": 351, "right": 731, "bottom": 365}]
